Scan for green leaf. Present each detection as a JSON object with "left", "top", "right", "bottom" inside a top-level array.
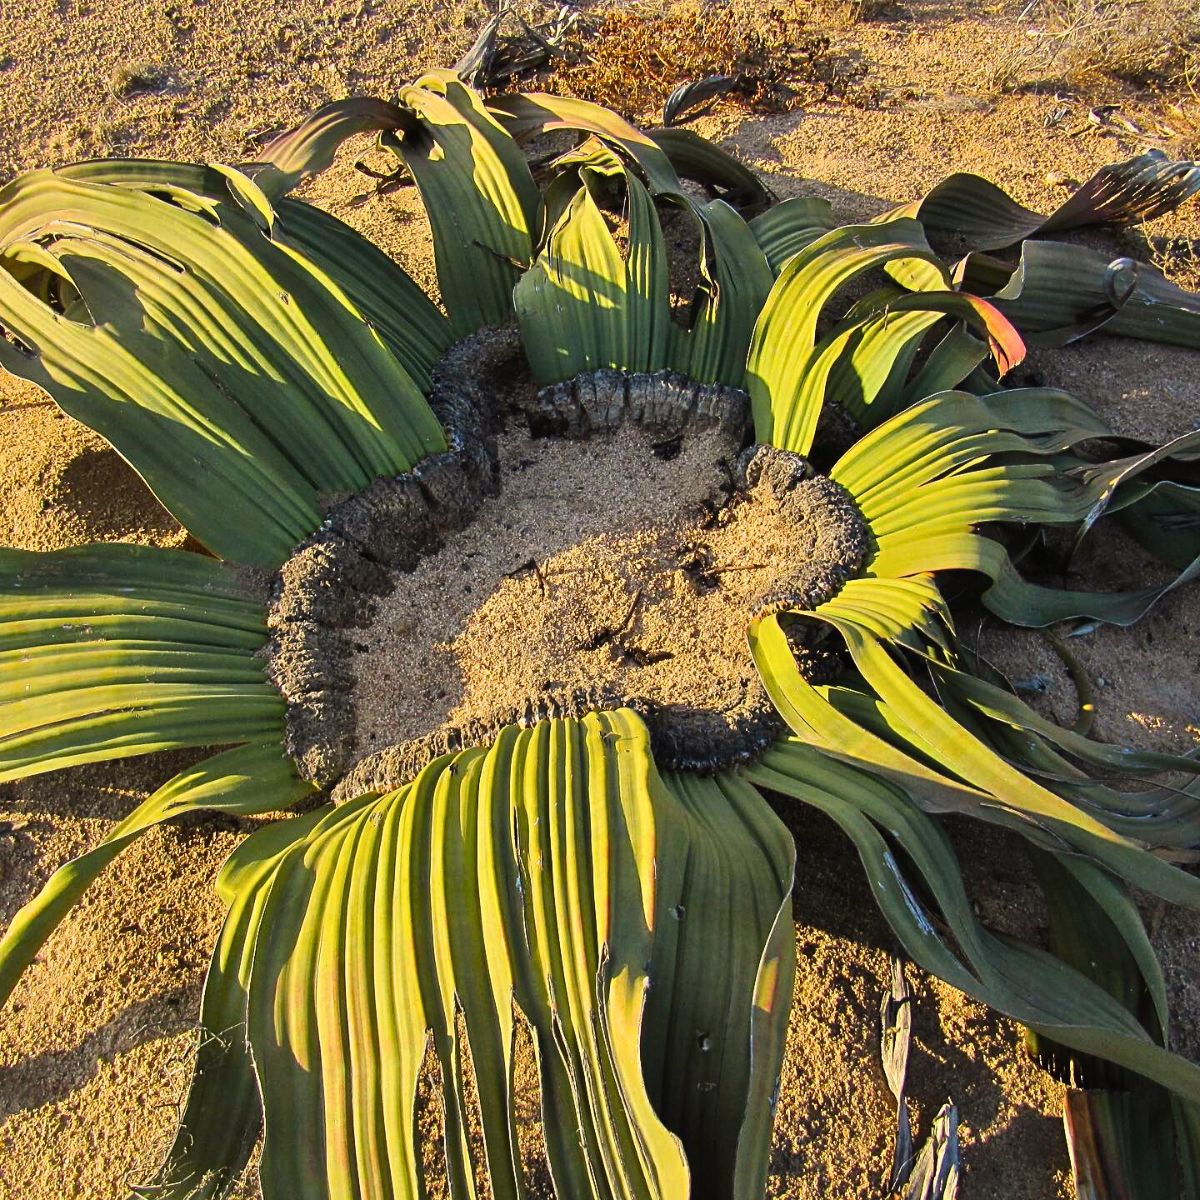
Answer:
[
  {"left": 0, "top": 741, "right": 314, "bottom": 1011},
  {"left": 899, "top": 322, "right": 991, "bottom": 407},
  {"left": 247, "top": 97, "right": 414, "bottom": 199},
  {"left": 650, "top": 769, "right": 796, "bottom": 1200},
  {"left": 515, "top": 145, "right": 768, "bottom": 388},
  {"left": 748, "top": 610, "right": 1200, "bottom": 912},
  {"left": 139, "top": 808, "right": 332, "bottom": 1200},
  {"left": 749, "top": 196, "right": 835, "bottom": 274},
  {"left": 490, "top": 91, "right": 685, "bottom": 199},
  {"left": 830, "top": 388, "right": 1108, "bottom": 521},
  {"left": 50, "top": 159, "right": 454, "bottom": 392},
  {"left": 0, "top": 165, "right": 446, "bottom": 568},
  {"left": 887, "top": 150, "right": 1200, "bottom": 252},
  {"left": 1063, "top": 1089, "right": 1198, "bottom": 1200},
  {"left": 818, "top": 387, "right": 1197, "bottom": 627},
  {"left": 930, "top": 658, "right": 1200, "bottom": 850},
  {"left": 387, "top": 71, "right": 540, "bottom": 335},
  {"left": 934, "top": 427, "right": 1200, "bottom": 627},
  {"left": 1030, "top": 853, "right": 1196, "bottom": 1200},
  {"left": 745, "top": 219, "right": 948, "bottom": 452},
  {"left": 169, "top": 710, "right": 793, "bottom": 1199},
  {"left": 1079, "top": 430, "right": 1200, "bottom": 557},
  {"left": 806, "top": 289, "right": 1024, "bottom": 433},
  {"left": 679, "top": 198, "right": 773, "bottom": 387},
  {"left": 936, "top": 654, "right": 1200, "bottom": 832},
  {"left": 0, "top": 544, "right": 282, "bottom": 782},
  {"left": 273, "top": 198, "right": 453, "bottom": 393},
  {"left": 741, "top": 737, "right": 1200, "bottom": 1108},
  {"left": 648, "top": 127, "right": 772, "bottom": 214},
  {"left": 1115, "top": 477, "right": 1200, "bottom": 572},
  {"left": 1031, "top": 851, "right": 1168, "bottom": 1059},
  {"left": 956, "top": 240, "right": 1200, "bottom": 349},
  {"left": 514, "top": 148, "right": 672, "bottom": 383}
]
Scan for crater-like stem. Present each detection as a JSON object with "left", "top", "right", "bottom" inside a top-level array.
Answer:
[{"left": 266, "top": 333, "right": 867, "bottom": 795}]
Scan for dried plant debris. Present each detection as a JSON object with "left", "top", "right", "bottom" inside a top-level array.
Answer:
[
  {"left": 546, "top": 0, "right": 872, "bottom": 120},
  {"left": 1158, "top": 72, "right": 1200, "bottom": 161},
  {"left": 455, "top": 2, "right": 582, "bottom": 91},
  {"left": 878, "top": 959, "right": 962, "bottom": 1200},
  {"left": 902, "top": 1105, "right": 961, "bottom": 1200},
  {"left": 880, "top": 956, "right": 915, "bottom": 1190}
]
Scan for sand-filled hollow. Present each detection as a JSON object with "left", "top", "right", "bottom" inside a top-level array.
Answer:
[
  {"left": 266, "top": 337, "right": 869, "bottom": 794},
  {"left": 349, "top": 423, "right": 735, "bottom": 755},
  {"left": 337, "top": 435, "right": 866, "bottom": 795}
]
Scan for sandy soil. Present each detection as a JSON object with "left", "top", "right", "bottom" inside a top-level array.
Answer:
[
  {"left": 352, "top": 424, "right": 740, "bottom": 762},
  {"left": 0, "top": 1, "right": 1197, "bottom": 1197}
]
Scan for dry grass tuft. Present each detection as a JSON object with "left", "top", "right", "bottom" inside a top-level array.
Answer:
[
  {"left": 1132, "top": 228, "right": 1200, "bottom": 290},
  {"left": 989, "top": 0, "right": 1199, "bottom": 94},
  {"left": 1049, "top": 0, "right": 1198, "bottom": 89},
  {"left": 548, "top": 0, "right": 872, "bottom": 121},
  {"left": 1157, "top": 64, "right": 1200, "bottom": 159},
  {"left": 109, "top": 59, "right": 169, "bottom": 98}
]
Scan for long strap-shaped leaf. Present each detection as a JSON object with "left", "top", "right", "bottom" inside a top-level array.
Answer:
[
  {"left": 821, "top": 388, "right": 1200, "bottom": 626},
  {"left": 272, "top": 197, "right": 453, "bottom": 392},
  {"left": 795, "top": 289, "right": 1023, "bottom": 434},
  {"left": 54, "top": 159, "right": 453, "bottom": 392},
  {"left": 745, "top": 219, "right": 950, "bottom": 451},
  {"left": 646, "top": 770, "right": 796, "bottom": 1200},
  {"left": 1025, "top": 842, "right": 1192, "bottom": 1199},
  {"left": 748, "top": 196, "right": 835, "bottom": 274},
  {"left": 886, "top": 150, "right": 1200, "bottom": 252},
  {"left": 805, "top": 634, "right": 1200, "bottom": 854},
  {"left": 0, "top": 544, "right": 281, "bottom": 781},
  {"left": 248, "top": 96, "right": 413, "bottom": 198},
  {"left": 515, "top": 142, "right": 769, "bottom": 388},
  {"left": 247, "top": 81, "right": 548, "bottom": 335},
  {"left": 385, "top": 71, "right": 540, "bottom": 336},
  {"left": 681, "top": 198, "right": 773, "bottom": 387},
  {"left": 929, "top": 660, "right": 1200, "bottom": 850},
  {"left": 142, "top": 808, "right": 331, "bottom": 1200},
  {"left": 492, "top": 89, "right": 772, "bottom": 386},
  {"left": 515, "top": 150, "right": 672, "bottom": 383},
  {"left": 874, "top": 525, "right": 1200, "bottom": 628},
  {"left": 647, "top": 128, "right": 772, "bottom": 215},
  {"left": 163, "top": 710, "right": 793, "bottom": 1200},
  {"left": 955, "top": 239, "right": 1200, "bottom": 349},
  {"left": 502, "top": 92, "right": 764, "bottom": 205},
  {"left": 0, "top": 165, "right": 446, "bottom": 567},
  {"left": 748, "top": 608, "right": 1200, "bottom": 911},
  {"left": 1080, "top": 428, "right": 1200, "bottom": 562},
  {"left": 489, "top": 92, "right": 685, "bottom": 200},
  {"left": 831, "top": 389, "right": 1110, "bottom": 536},
  {"left": 830, "top": 389, "right": 1200, "bottom": 626},
  {"left": 739, "top": 739, "right": 1200, "bottom": 1109},
  {"left": 0, "top": 740, "right": 315, "bottom": 1010}
]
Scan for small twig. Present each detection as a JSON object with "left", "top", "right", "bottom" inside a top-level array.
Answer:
[
  {"left": 616, "top": 588, "right": 643, "bottom": 638},
  {"left": 504, "top": 557, "right": 547, "bottom": 596}
]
